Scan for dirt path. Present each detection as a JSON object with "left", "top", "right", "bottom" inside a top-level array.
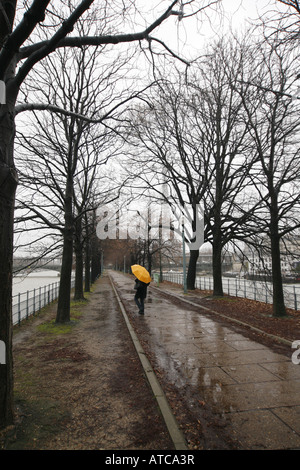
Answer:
[{"left": 5, "top": 275, "right": 174, "bottom": 450}]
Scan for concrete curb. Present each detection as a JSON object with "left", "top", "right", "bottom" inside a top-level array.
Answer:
[{"left": 109, "top": 275, "right": 188, "bottom": 451}]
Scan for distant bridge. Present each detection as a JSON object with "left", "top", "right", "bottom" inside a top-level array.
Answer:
[{"left": 13, "top": 256, "right": 63, "bottom": 273}]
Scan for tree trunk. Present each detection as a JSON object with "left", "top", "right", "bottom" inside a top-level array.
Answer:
[
  {"left": 74, "top": 218, "right": 85, "bottom": 301},
  {"left": 91, "top": 236, "right": 101, "bottom": 284},
  {"left": 74, "top": 244, "right": 85, "bottom": 300},
  {"left": 84, "top": 240, "right": 91, "bottom": 293},
  {"left": 271, "top": 237, "right": 286, "bottom": 317},
  {"left": 0, "top": 100, "right": 18, "bottom": 429},
  {"left": 212, "top": 233, "right": 223, "bottom": 297},
  {"left": 55, "top": 178, "right": 73, "bottom": 323},
  {"left": 187, "top": 249, "right": 199, "bottom": 290},
  {"left": 270, "top": 223, "right": 286, "bottom": 317},
  {"left": 0, "top": 179, "right": 17, "bottom": 429},
  {"left": 268, "top": 188, "right": 287, "bottom": 317}
]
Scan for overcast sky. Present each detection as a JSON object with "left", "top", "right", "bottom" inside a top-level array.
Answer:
[
  {"left": 14, "top": 0, "right": 290, "bottom": 258},
  {"left": 157, "top": 0, "right": 285, "bottom": 59}
]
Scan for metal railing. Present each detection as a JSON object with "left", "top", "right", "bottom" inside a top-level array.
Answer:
[
  {"left": 12, "top": 282, "right": 60, "bottom": 326},
  {"left": 161, "top": 272, "right": 300, "bottom": 311},
  {"left": 12, "top": 278, "right": 76, "bottom": 326}
]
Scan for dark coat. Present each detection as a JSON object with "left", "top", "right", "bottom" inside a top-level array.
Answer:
[{"left": 134, "top": 279, "right": 149, "bottom": 299}]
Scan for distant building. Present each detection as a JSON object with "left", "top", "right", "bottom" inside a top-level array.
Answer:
[
  {"left": 243, "top": 236, "right": 300, "bottom": 275},
  {"left": 158, "top": 243, "right": 233, "bottom": 273}
]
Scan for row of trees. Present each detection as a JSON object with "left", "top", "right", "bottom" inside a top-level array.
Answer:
[
  {"left": 17, "top": 29, "right": 300, "bottom": 322},
  {"left": 1, "top": 0, "right": 300, "bottom": 431},
  {"left": 122, "top": 31, "right": 300, "bottom": 318},
  {"left": 0, "top": 0, "right": 218, "bottom": 431},
  {"left": 15, "top": 36, "right": 130, "bottom": 322}
]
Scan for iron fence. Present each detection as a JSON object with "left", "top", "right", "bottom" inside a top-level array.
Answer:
[
  {"left": 12, "top": 282, "right": 59, "bottom": 326},
  {"left": 12, "top": 279, "right": 75, "bottom": 326},
  {"left": 161, "top": 272, "right": 300, "bottom": 311}
]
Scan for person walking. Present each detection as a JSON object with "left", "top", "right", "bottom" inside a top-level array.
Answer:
[{"left": 134, "top": 278, "right": 149, "bottom": 314}]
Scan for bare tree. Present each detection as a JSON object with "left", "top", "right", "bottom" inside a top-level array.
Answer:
[
  {"left": 237, "top": 34, "right": 300, "bottom": 317},
  {"left": 272, "top": 1, "right": 300, "bottom": 41},
  {"left": 124, "top": 38, "right": 259, "bottom": 294},
  {"left": 122, "top": 76, "right": 210, "bottom": 289},
  {"left": 0, "top": 0, "right": 219, "bottom": 430},
  {"left": 16, "top": 43, "right": 124, "bottom": 322},
  {"left": 189, "top": 38, "right": 263, "bottom": 296}
]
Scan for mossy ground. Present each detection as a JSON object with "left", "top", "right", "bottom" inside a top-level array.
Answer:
[{"left": 5, "top": 292, "right": 91, "bottom": 449}]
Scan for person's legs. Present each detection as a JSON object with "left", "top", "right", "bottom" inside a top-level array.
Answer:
[
  {"left": 139, "top": 296, "right": 144, "bottom": 314},
  {"left": 134, "top": 294, "right": 144, "bottom": 314},
  {"left": 134, "top": 294, "right": 141, "bottom": 311}
]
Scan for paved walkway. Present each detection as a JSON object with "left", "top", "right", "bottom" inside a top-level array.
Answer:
[{"left": 109, "top": 271, "right": 300, "bottom": 450}]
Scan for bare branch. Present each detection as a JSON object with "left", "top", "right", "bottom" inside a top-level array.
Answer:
[
  {"left": 15, "top": 0, "right": 179, "bottom": 78},
  {"left": 0, "top": 0, "right": 50, "bottom": 80},
  {"left": 15, "top": 80, "right": 156, "bottom": 121}
]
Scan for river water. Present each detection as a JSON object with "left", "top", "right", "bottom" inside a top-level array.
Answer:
[
  {"left": 12, "top": 270, "right": 62, "bottom": 325},
  {"left": 13, "top": 270, "right": 61, "bottom": 298}
]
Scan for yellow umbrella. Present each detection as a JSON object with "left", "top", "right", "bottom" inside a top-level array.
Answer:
[{"left": 131, "top": 264, "right": 151, "bottom": 283}]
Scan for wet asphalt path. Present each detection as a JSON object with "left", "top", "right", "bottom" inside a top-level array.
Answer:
[{"left": 110, "top": 271, "right": 300, "bottom": 450}]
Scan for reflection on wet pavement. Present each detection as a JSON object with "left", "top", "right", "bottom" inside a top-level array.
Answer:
[{"left": 111, "top": 272, "right": 300, "bottom": 449}]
